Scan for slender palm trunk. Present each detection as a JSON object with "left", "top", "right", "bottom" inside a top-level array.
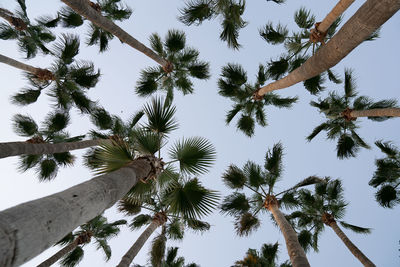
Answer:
[
  {"left": 317, "top": 0, "right": 355, "bottom": 33},
  {"left": 0, "top": 157, "right": 161, "bottom": 267},
  {"left": 256, "top": 0, "right": 400, "bottom": 97},
  {"left": 36, "top": 239, "right": 80, "bottom": 267},
  {"left": 61, "top": 0, "right": 168, "bottom": 67},
  {"left": 0, "top": 8, "right": 26, "bottom": 30},
  {"left": 0, "top": 53, "right": 39, "bottom": 74},
  {"left": 117, "top": 220, "right": 161, "bottom": 267},
  {"left": 0, "top": 139, "right": 110, "bottom": 159},
  {"left": 350, "top": 108, "right": 400, "bottom": 118},
  {"left": 329, "top": 221, "right": 376, "bottom": 267},
  {"left": 269, "top": 204, "right": 310, "bottom": 267}
]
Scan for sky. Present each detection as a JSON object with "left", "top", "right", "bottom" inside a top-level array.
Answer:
[{"left": 0, "top": 0, "right": 399, "bottom": 266}]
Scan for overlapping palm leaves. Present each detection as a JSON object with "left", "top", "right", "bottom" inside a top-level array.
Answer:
[
  {"left": 307, "top": 69, "right": 398, "bottom": 159},
  {"left": 233, "top": 242, "right": 291, "bottom": 267},
  {"left": 50, "top": 215, "right": 126, "bottom": 267},
  {"left": 0, "top": 0, "right": 56, "bottom": 58},
  {"left": 11, "top": 34, "right": 100, "bottom": 113},
  {"left": 37, "top": 0, "right": 132, "bottom": 52},
  {"left": 218, "top": 63, "right": 298, "bottom": 136},
  {"left": 12, "top": 111, "right": 84, "bottom": 181},
  {"left": 369, "top": 141, "right": 400, "bottom": 208},
  {"left": 220, "top": 142, "right": 324, "bottom": 236},
  {"left": 135, "top": 30, "right": 210, "bottom": 104},
  {"left": 134, "top": 246, "right": 200, "bottom": 267}
]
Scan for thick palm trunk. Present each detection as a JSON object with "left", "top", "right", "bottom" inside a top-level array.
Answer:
[
  {"left": 317, "top": 0, "right": 355, "bottom": 33},
  {"left": 61, "top": 0, "right": 168, "bottom": 67},
  {"left": 350, "top": 108, "right": 400, "bottom": 118},
  {"left": 269, "top": 205, "right": 310, "bottom": 267},
  {"left": 0, "top": 157, "right": 160, "bottom": 267},
  {"left": 0, "top": 139, "right": 110, "bottom": 159},
  {"left": 0, "top": 53, "right": 54, "bottom": 80},
  {"left": 116, "top": 220, "right": 161, "bottom": 267},
  {"left": 329, "top": 221, "right": 376, "bottom": 267},
  {"left": 36, "top": 239, "right": 80, "bottom": 267},
  {"left": 256, "top": 0, "right": 400, "bottom": 97}
]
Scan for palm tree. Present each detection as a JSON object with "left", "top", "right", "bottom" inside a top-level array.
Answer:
[
  {"left": 135, "top": 29, "right": 210, "bottom": 103},
  {"left": 178, "top": 0, "right": 284, "bottom": 49},
  {"left": 0, "top": 53, "right": 54, "bottom": 80},
  {"left": 287, "top": 179, "right": 376, "bottom": 267},
  {"left": 307, "top": 69, "right": 399, "bottom": 159},
  {"left": 38, "top": 0, "right": 133, "bottom": 52},
  {"left": 37, "top": 215, "right": 126, "bottom": 267},
  {"left": 254, "top": 0, "right": 400, "bottom": 97},
  {"left": 0, "top": 0, "right": 56, "bottom": 58},
  {"left": 218, "top": 63, "right": 297, "bottom": 136},
  {"left": 220, "top": 142, "right": 325, "bottom": 267},
  {"left": 0, "top": 97, "right": 214, "bottom": 266},
  {"left": 133, "top": 246, "right": 200, "bottom": 267},
  {"left": 233, "top": 242, "right": 291, "bottom": 267},
  {"left": 369, "top": 140, "right": 400, "bottom": 208}
]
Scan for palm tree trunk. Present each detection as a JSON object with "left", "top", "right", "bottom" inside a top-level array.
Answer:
[
  {"left": 0, "top": 156, "right": 161, "bottom": 267},
  {"left": 317, "top": 0, "right": 355, "bottom": 33},
  {"left": 61, "top": 0, "right": 168, "bottom": 67},
  {"left": 0, "top": 53, "right": 39, "bottom": 74},
  {"left": 350, "top": 108, "right": 400, "bottom": 118},
  {"left": 269, "top": 204, "right": 310, "bottom": 267},
  {"left": 116, "top": 220, "right": 161, "bottom": 267},
  {"left": 36, "top": 239, "right": 80, "bottom": 267},
  {"left": 0, "top": 139, "right": 110, "bottom": 159},
  {"left": 256, "top": 0, "right": 400, "bottom": 97},
  {"left": 329, "top": 221, "right": 376, "bottom": 267}
]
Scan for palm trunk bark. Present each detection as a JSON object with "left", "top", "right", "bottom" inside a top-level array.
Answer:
[
  {"left": 269, "top": 204, "right": 310, "bottom": 267},
  {"left": 0, "top": 157, "right": 160, "bottom": 267},
  {"left": 329, "top": 221, "right": 376, "bottom": 267},
  {"left": 317, "top": 0, "right": 355, "bottom": 33},
  {"left": 0, "top": 53, "right": 40, "bottom": 74},
  {"left": 0, "top": 8, "right": 26, "bottom": 30},
  {"left": 256, "top": 0, "right": 400, "bottom": 97},
  {"left": 116, "top": 220, "right": 161, "bottom": 267},
  {"left": 350, "top": 108, "right": 400, "bottom": 118},
  {"left": 61, "top": 0, "right": 168, "bottom": 67},
  {"left": 36, "top": 239, "right": 80, "bottom": 267},
  {"left": 0, "top": 139, "right": 110, "bottom": 159}
]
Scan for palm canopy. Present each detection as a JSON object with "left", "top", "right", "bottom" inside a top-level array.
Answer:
[
  {"left": 286, "top": 179, "right": 371, "bottom": 253},
  {"left": 259, "top": 7, "right": 378, "bottom": 95},
  {"left": 233, "top": 242, "right": 291, "bottom": 267},
  {"left": 133, "top": 246, "right": 200, "bottom": 267},
  {"left": 55, "top": 214, "right": 126, "bottom": 266},
  {"left": 135, "top": 29, "right": 210, "bottom": 104},
  {"left": 10, "top": 34, "right": 100, "bottom": 114},
  {"left": 307, "top": 69, "right": 398, "bottom": 159},
  {"left": 178, "top": 0, "right": 284, "bottom": 49},
  {"left": 12, "top": 111, "right": 85, "bottom": 181},
  {"left": 218, "top": 63, "right": 298, "bottom": 137},
  {"left": 220, "top": 142, "right": 324, "bottom": 236},
  {"left": 0, "top": 0, "right": 56, "bottom": 58},
  {"left": 37, "top": 0, "right": 132, "bottom": 52},
  {"left": 369, "top": 141, "right": 400, "bottom": 208}
]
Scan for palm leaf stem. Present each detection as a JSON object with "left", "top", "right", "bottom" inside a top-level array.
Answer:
[{"left": 244, "top": 184, "right": 265, "bottom": 198}]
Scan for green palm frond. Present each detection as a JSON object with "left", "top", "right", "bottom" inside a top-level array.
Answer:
[
  {"left": 259, "top": 22, "right": 288, "bottom": 45},
  {"left": 129, "top": 214, "right": 153, "bottom": 230},
  {"left": 303, "top": 74, "right": 325, "bottom": 95},
  {"left": 186, "top": 219, "right": 210, "bottom": 233},
  {"left": 60, "top": 246, "right": 84, "bottom": 267},
  {"left": 169, "top": 137, "right": 216, "bottom": 175},
  {"left": 95, "top": 239, "right": 112, "bottom": 260},
  {"left": 264, "top": 93, "right": 298, "bottom": 108},
  {"left": 70, "top": 90, "right": 94, "bottom": 113},
  {"left": 12, "top": 114, "right": 38, "bottom": 137},
  {"left": 243, "top": 161, "right": 265, "bottom": 188},
  {"left": 135, "top": 68, "right": 162, "bottom": 96},
  {"left": 264, "top": 142, "right": 283, "bottom": 178},
  {"left": 297, "top": 230, "right": 313, "bottom": 253},
  {"left": 294, "top": 7, "right": 315, "bottom": 29},
  {"left": 336, "top": 133, "right": 357, "bottom": 159},
  {"left": 59, "top": 7, "right": 84, "bottom": 28},
  {"left": 350, "top": 130, "right": 370, "bottom": 149},
  {"left": 279, "top": 191, "right": 299, "bottom": 209},
  {"left": 339, "top": 221, "right": 371, "bottom": 234},
  {"left": 327, "top": 69, "right": 342, "bottom": 84},
  {"left": 260, "top": 242, "right": 279, "bottom": 264},
  {"left": 18, "top": 154, "right": 42, "bottom": 172},
  {"left": 55, "top": 232, "right": 75, "bottom": 246},
  {"left": 226, "top": 104, "right": 243, "bottom": 124},
  {"left": 220, "top": 192, "right": 250, "bottom": 216},
  {"left": 53, "top": 33, "right": 80, "bottom": 64},
  {"left": 187, "top": 61, "right": 210, "bottom": 79},
  {"left": 118, "top": 198, "right": 142, "bottom": 216},
  {"left": 222, "top": 164, "right": 246, "bottom": 189},
  {"left": 69, "top": 61, "right": 100, "bottom": 88},
  {"left": 150, "top": 233, "right": 166, "bottom": 267},
  {"left": 306, "top": 122, "right": 329, "bottom": 141},
  {"left": 132, "top": 129, "right": 163, "bottom": 155},
  {"left": 11, "top": 88, "right": 42, "bottom": 106},
  {"left": 90, "top": 108, "right": 113, "bottom": 130},
  {"left": 375, "top": 140, "right": 399, "bottom": 158},
  {"left": 219, "top": 0, "right": 247, "bottom": 50},
  {"left": 167, "top": 219, "right": 184, "bottom": 240},
  {"left": 143, "top": 97, "right": 178, "bottom": 134},
  {"left": 37, "top": 158, "right": 58, "bottom": 181},
  {"left": 266, "top": 58, "right": 289, "bottom": 80},
  {"left": 375, "top": 185, "right": 399, "bottom": 208},
  {"left": 43, "top": 111, "right": 70, "bottom": 133},
  {"left": 165, "top": 29, "right": 186, "bottom": 53},
  {"left": 178, "top": 0, "right": 214, "bottom": 26},
  {"left": 237, "top": 114, "right": 255, "bottom": 137},
  {"left": 86, "top": 24, "right": 113, "bottom": 52},
  {"left": 220, "top": 63, "right": 247, "bottom": 86},
  {"left": 53, "top": 152, "right": 75, "bottom": 167},
  {"left": 343, "top": 69, "right": 356, "bottom": 98},
  {"left": 235, "top": 212, "right": 260, "bottom": 237}
]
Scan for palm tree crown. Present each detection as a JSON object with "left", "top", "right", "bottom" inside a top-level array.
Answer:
[
  {"left": 307, "top": 69, "right": 398, "bottom": 159},
  {"left": 233, "top": 242, "right": 291, "bottom": 267},
  {"left": 218, "top": 63, "right": 298, "bottom": 137}
]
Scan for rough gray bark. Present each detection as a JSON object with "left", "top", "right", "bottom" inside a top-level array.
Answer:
[
  {"left": 0, "top": 139, "right": 110, "bottom": 159},
  {"left": 269, "top": 204, "right": 310, "bottom": 267},
  {"left": 350, "top": 108, "right": 400, "bottom": 118},
  {"left": 61, "top": 0, "right": 168, "bottom": 67},
  {"left": 36, "top": 239, "right": 79, "bottom": 267},
  {"left": 116, "top": 220, "right": 160, "bottom": 267},
  {"left": 317, "top": 0, "right": 355, "bottom": 33},
  {"left": 0, "top": 157, "right": 155, "bottom": 267},
  {"left": 256, "top": 0, "right": 400, "bottom": 96},
  {"left": 330, "top": 221, "right": 376, "bottom": 267},
  {"left": 0, "top": 53, "right": 39, "bottom": 74}
]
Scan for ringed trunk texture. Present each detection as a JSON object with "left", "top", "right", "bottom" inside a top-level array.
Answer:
[
  {"left": 36, "top": 239, "right": 80, "bottom": 267},
  {"left": 256, "top": 0, "right": 400, "bottom": 97},
  {"left": 0, "top": 139, "right": 110, "bottom": 159},
  {"left": 0, "top": 53, "right": 39, "bottom": 74},
  {"left": 329, "top": 221, "right": 376, "bottom": 267},
  {"left": 116, "top": 220, "right": 161, "bottom": 267},
  {"left": 269, "top": 205, "right": 310, "bottom": 267},
  {"left": 0, "top": 158, "right": 154, "bottom": 267},
  {"left": 350, "top": 108, "right": 400, "bottom": 118},
  {"left": 61, "top": 0, "right": 168, "bottom": 67},
  {"left": 317, "top": 0, "right": 355, "bottom": 33}
]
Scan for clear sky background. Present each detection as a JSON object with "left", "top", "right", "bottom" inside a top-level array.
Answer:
[{"left": 0, "top": 0, "right": 399, "bottom": 266}]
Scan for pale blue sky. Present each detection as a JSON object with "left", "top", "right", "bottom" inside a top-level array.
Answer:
[{"left": 0, "top": 0, "right": 399, "bottom": 266}]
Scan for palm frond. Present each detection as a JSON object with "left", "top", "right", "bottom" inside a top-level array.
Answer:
[
  {"left": 37, "top": 158, "right": 58, "bottom": 181},
  {"left": 344, "top": 69, "right": 356, "bottom": 98},
  {"left": 303, "top": 74, "right": 325, "bottom": 95},
  {"left": 327, "top": 69, "right": 342, "bottom": 84},
  {"left": 11, "top": 88, "right": 41, "bottom": 106},
  {"left": 350, "top": 130, "right": 370, "bottom": 149},
  {"left": 222, "top": 164, "right": 246, "bottom": 189},
  {"left": 220, "top": 192, "right": 250, "bottom": 216},
  {"left": 167, "top": 219, "right": 184, "bottom": 240},
  {"left": 279, "top": 191, "right": 299, "bottom": 209},
  {"left": 188, "top": 61, "right": 210, "bottom": 79},
  {"left": 165, "top": 29, "right": 186, "bottom": 53},
  {"left": 143, "top": 97, "right": 178, "bottom": 134},
  {"left": 59, "top": 7, "right": 84, "bottom": 28},
  {"left": 219, "top": 0, "right": 247, "bottom": 49},
  {"left": 306, "top": 122, "right": 329, "bottom": 141},
  {"left": 259, "top": 22, "right": 288, "bottom": 44},
  {"left": 375, "top": 185, "right": 399, "bottom": 208},
  {"left": 236, "top": 114, "right": 255, "bottom": 137},
  {"left": 44, "top": 111, "right": 70, "bottom": 133},
  {"left": 53, "top": 152, "right": 75, "bottom": 167},
  {"left": 55, "top": 232, "right": 74, "bottom": 246},
  {"left": 132, "top": 129, "right": 163, "bottom": 156},
  {"left": 375, "top": 140, "right": 399, "bottom": 158},
  {"left": 220, "top": 63, "right": 247, "bottom": 86},
  {"left": 178, "top": 0, "right": 214, "bottom": 26},
  {"left": 294, "top": 7, "right": 315, "bottom": 29},
  {"left": 266, "top": 58, "right": 289, "bottom": 80},
  {"left": 244, "top": 161, "right": 265, "bottom": 188},
  {"left": 69, "top": 61, "right": 100, "bottom": 88},
  {"left": 264, "top": 142, "right": 283, "bottom": 178},
  {"left": 129, "top": 214, "right": 153, "bottom": 230},
  {"left": 92, "top": 140, "right": 134, "bottom": 175},
  {"left": 60, "top": 246, "right": 84, "bottom": 267},
  {"left": 339, "top": 221, "right": 371, "bottom": 234},
  {"left": 336, "top": 133, "right": 357, "bottom": 159},
  {"left": 186, "top": 218, "right": 210, "bottom": 233},
  {"left": 96, "top": 239, "right": 112, "bottom": 260},
  {"left": 298, "top": 230, "right": 313, "bottom": 252},
  {"left": 53, "top": 33, "right": 80, "bottom": 64},
  {"left": 150, "top": 233, "right": 166, "bottom": 267},
  {"left": 235, "top": 212, "right": 260, "bottom": 236},
  {"left": 12, "top": 114, "right": 38, "bottom": 137},
  {"left": 135, "top": 67, "right": 161, "bottom": 96},
  {"left": 18, "top": 154, "right": 42, "bottom": 172}
]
